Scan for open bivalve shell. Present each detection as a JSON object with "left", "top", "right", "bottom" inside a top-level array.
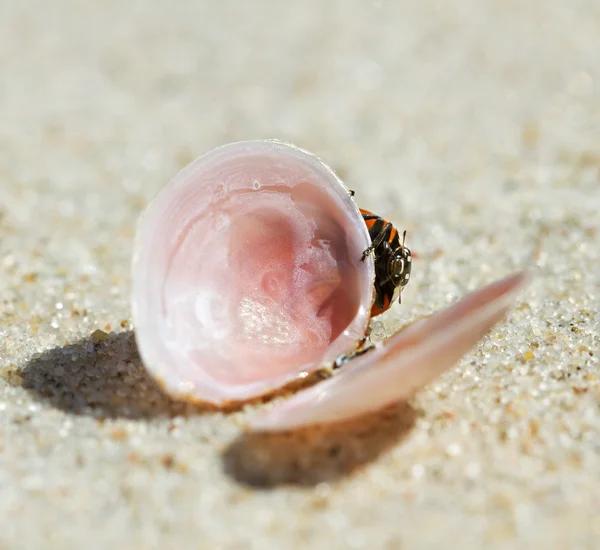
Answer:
[{"left": 132, "top": 139, "right": 527, "bottom": 429}]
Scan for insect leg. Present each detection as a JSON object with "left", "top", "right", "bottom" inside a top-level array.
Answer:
[
  {"left": 361, "top": 222, "right": 393, "bottom": 262},
  {"left": 333, "top": 341, "right": 375, "bottom": 369}
]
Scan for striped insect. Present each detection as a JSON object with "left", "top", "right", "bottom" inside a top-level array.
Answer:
[{"left": 357, "top": 205, "right": 412, "bottom": 317}]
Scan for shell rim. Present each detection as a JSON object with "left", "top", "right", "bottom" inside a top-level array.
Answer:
[{"left": 131, "top": 139, "right": 376, "bottom": 405}]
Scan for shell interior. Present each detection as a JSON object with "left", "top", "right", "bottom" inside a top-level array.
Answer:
[{"left": 132, "top": 140, "right": 374, "bottom": 404}]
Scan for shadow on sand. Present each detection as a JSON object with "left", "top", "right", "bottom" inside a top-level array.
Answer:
[
  {"left": 223, "top": 401, "right": 417, "bottom": 488},
  {"left": 19, "top": 330, "right": 211, "bottom": 419}
]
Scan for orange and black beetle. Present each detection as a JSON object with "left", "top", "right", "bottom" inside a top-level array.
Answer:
[
  {"left": 348, "top": 191, "right": 412, "bottom": 316},
  {"left": 360, "top": 208, "right": 412, "bottom": 316}
]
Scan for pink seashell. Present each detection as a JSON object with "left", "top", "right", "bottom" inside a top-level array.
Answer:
[
  {"left": 132, "top": 140, "right": 374, "bottom": 404},
  {"left": 132, "top": 139, "right": 527, "bottom": 425}
]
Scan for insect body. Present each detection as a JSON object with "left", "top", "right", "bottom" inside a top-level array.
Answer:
[{"left": 359, "top": 208, "right": 412, "bottom": 317}]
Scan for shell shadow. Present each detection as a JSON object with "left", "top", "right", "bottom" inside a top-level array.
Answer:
[
  {"left": 222, "top": 401, "right": 417, "bottom": 488},
  {"left": 19, "top": 330, "right": 211, "bottom": 419}
]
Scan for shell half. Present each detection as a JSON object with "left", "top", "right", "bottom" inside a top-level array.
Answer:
[{"left": 132, "top": 140, "right": 375, "bottom": 405}]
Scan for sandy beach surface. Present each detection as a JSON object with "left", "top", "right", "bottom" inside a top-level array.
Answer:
[{"left": 1, "top": 1, "right": 599, "bottom": 548}]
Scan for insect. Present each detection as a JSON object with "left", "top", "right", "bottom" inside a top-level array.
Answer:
[
  {"left": 360, "top": 209, "right": 412, "bottom": 315},
  {"left": 347, "top": 190, "right": 412, "bottom": 316}
]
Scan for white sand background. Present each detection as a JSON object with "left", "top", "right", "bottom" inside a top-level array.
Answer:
[{"left": 1, "top": 0, "right": 599, "bottom": 548}]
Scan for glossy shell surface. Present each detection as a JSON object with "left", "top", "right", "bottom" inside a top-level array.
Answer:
[{"left": 132, "top": 140, "right": 375, "bottom": 404}]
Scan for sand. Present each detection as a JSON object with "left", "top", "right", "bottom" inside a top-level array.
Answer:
[{"left": 1, "top": 0, "right": 599, "bottom": 548}]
